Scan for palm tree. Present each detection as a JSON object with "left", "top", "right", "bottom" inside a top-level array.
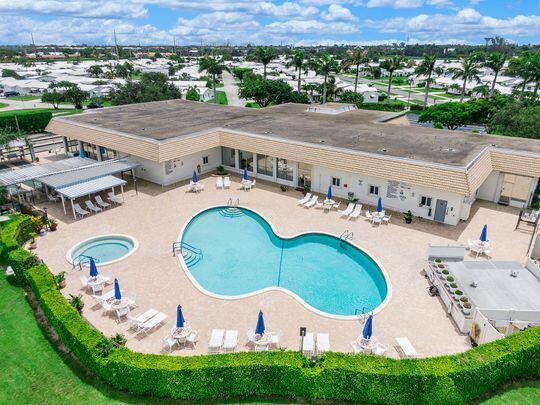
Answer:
[
  {"left": 285, "top": 49, "right": 307, "bottom": 92},
  {"left": 414, "top": 55, "right": 441, "bottom": 106},
  {"left": 472, "top": 84, "right": 490, "bottom": 99},
  {"left": 253, "top": 46, "right": 276, "bottom": 79},
  {"left": 199, "top": 53, "right": 226, "bottom": 104},
  {"left": 508, "top": 52, "right": 540, "bottom": 100},
  {"left": 379, "top": 56, "right": 405, "bottom": 96},
  {"left": 483, "top": 52, "right": 507, "bottom": 98},
  {"left": 309, "top": 53, "right": 340, "bottom": 104},
  {"left": 448, "top": 57, "right": 481, "bottom": 102},
  {"left": 341, "top": 47, "right": 368, "bottom": 93}
]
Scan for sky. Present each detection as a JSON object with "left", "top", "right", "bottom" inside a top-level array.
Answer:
[{"left": 0, "top": 1, "right": 538, "bottom": 46}]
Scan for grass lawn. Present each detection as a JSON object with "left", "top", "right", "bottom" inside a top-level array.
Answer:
[
  {"left": 0, "top": 102, "right": 8, "bottom": 109},
  {"left": 7, "top": 95, "right": 42, "bottom": 101},
  {"left": 245, "top": 102, "right": 261, "bottom": 108},
  {"left": 206, "top": 90, "right": 228, "bottom": 105},
  {"left": 476, "top": 380, "right": 540, "bottom": 404},
  {"left": 0, "top": 108, "right": 80, "bottom": 118}
]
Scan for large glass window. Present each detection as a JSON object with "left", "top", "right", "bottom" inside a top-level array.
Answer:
[
  {"left": 298, "top": 162, "right": 312, "bottom": 188},
  {"left": 257, "top": 154, "right": 273, "bottom": 176},
  {"left": 221, "top": 147, "right": 236, "bottom": 167},
  {"left": 277, "top": 158, "right": 293, "bottom": 181},
  {"left": 239, "top": 150, "right": 254, "bottom": 172}
]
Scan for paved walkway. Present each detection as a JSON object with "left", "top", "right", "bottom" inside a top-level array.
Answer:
[
  {"left": 222, "top": 71, "right": 246, "bottom": 107},
  {"left": 0, "top": 97, "right": 74, "bottom": 111}
]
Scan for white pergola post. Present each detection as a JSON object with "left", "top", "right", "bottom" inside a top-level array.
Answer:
[
  {"left": 61, "top": 194, "right": 66, "bottom": 215},
  {"left": 120, "top": 184, "right": 125, "bottom": 202},
  {"left": 71, "top": 199, "right": 76, "bottom": 219}
]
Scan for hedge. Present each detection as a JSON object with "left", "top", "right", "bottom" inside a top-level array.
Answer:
[
  {"left": 0, "top": 110, "right": 53, "bottom": 133},
  {"left": 0, "top": 214, "right": 33, "bottom": 260},
  {"left": 4, "top": 220, "right": 540, "bottom": 403}
]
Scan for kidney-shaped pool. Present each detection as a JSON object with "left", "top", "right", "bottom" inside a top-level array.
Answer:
[{"left": 179, "top": 206, "right": 390, "bottom": 318}]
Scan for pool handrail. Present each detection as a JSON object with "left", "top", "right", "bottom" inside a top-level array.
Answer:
[{"left": 172, "top": 241, "right": 203, "bottom": 258}]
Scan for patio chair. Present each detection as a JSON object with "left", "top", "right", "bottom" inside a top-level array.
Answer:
[
  {"left": 340, "top": 203, "right": 355, "bottom": 217},
  {"left": 137, "top": 312, "right": 168, "bottom": 335},
  {"left": 91, "top": 282, "right": 104, "bottom": 295},
  {"left": 373, "top": 342, "right": 387, "bottom": 356},
  {"left": 107, "top": 192, "right": 123, "bottom": 205},
  {"left": 269, "top": 330, "right": 282, "bottom": 349},
  {"left": 315, "top": 201, "right": 324, "bottom": 209},
  {"left": 79, "top": 276, "right": 88, "bottom": 290},
  {"left": 129, "top": 308, "right": 159, "bottom": 331},
  {"left": 316, "top": 333, "right": 330, "bottom": 355},
  {"left": 382, "top": 215, "right": 391, "bottom": 225},
  {"left": 216, "top": 176, "right": 223, "bottom": 189},
  {"left": 163, "top": 335, "right": 179, "bottom": 353},
  {"left": 395, "top": 337, "right": 418, "bottom": 358},
  {"left": 115, "top": 306, "right": 130, "bottom": 323},
  {"left": 48, "top": 194, "right": 59, "bottom": 203},
  {"left": 223, "top": 330, "right": 238, "bottom": 352},
  {"left": 250, "top": 180, "right": 256, "bottom": 188},
  {"left": 223, "top": 177, "right": 231, "bottom": 189},
  {"left": 302, "top": 332, "right": 315, "bottom": 356},
  {"left": 85, "top": 200, "right": 102, "bottom": 213},
  {"left": 297, "top": 193, "right": 312, "bottom": 205},
  {"left": 332, "top": 202, "right": 341, "bottom": 210},
  {"left": 372, "top": 216, "right": 382, "bottom": 225},
  {"left": 304, "top": 195, "right": 318, "bottom": 208},
  {"left": 126, "top": 292, "right": 137, "bottom": 308},
  {"left": 73, "top": 203, "right": 90, "bottom": 218},
  {"left": 349, "top": 206, "right": 362, "bottom": 219},
  {"left": 246, "top": 327, "right": 257, "bottom": 345},
  {"left": 100, "top": 300, "right": 113, "bottom": 315},
  {"left": 95, "top": 195, "right": 110, "bottom": 209},
  {"left": 350, "top": 340, "right": 363, "bottom": 354},
  {"left": 185, "top": 331, "right": 199, "bottom": 349},
  {"left": 208, "top": 329, "right": 225, "bottom": 353},
  {"left": 365, "top": 211, "right": 372, "bottom": 220}
]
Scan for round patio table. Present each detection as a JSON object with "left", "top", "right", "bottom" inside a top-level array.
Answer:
[{"left": 172, "top": 325, "right": 192, "bottom": 339}]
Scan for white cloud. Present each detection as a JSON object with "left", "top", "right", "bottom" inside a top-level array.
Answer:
[
  {"left": 321, "top": 4, "right": 358, "bottom": 21},
  {"left": 366, "top": 0, "right": 424, "bottom": 8},
  {"left": 266, "top": 19, "right": 359, "bottom": 35}
]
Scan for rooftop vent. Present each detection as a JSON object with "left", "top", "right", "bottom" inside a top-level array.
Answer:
[{"left": 306, "top": 103, "right": 356, "bottom": 115}]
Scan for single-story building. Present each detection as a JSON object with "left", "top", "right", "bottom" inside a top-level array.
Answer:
[{"left": 45, "top": 100, "right": 540, "bottom": 225}]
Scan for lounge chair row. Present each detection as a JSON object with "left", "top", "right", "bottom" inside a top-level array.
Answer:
[
  {"left": 340, "top": 203, "right": 362, "bottom": 219},
  {"left": 297, "top": 193, "right": 339, "bottom": 210},
  {"left": 215, "top": 176, "right": 231, "bottom": 189},
  {"left": 208, "top": 329, "right": 239, "bottom": 353},
  {"left": 74, "top": 193, "right": 123, "bottom": 218},
  {"left": 302, "top": 332, "right": 330, "bottom": 356}
]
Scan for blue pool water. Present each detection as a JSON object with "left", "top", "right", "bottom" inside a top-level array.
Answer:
[
  {"left": 181, "top": 207, "right": 388, "bottom": 316},
  {"left": 70, "top": 235, "right": 135, "bottom": 265}
]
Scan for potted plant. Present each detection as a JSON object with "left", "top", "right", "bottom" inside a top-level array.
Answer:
[
  {"left": 48, "top": 218, "right": 58, "bottom": 232},
  {"left": 462, "top": 302, "right": 472, "bottom": 315},
  {"left": 54, "top": 271, "right": 66, "bottom": 289},
  {"left": 440, "top": 269, "right": 450, "bottom": 280},
  {"left": 280, "top": 185, "right": 288, "bottom": 192},
  {"left": 110, "top": 333, "right": 127, "bottom": 347},
  {"left": 434, "top": 258, "right": 442, "bottom": 264},
  {"left": 303, "top": 184, "right": 311, "bottom": 195},
  {"left": 403, "top": 210, "right": 413, "bottom": 224},
  {"left": 453, "top": 289, "right": 463, "bottom": 301},
  {"left": 216, "top": 165, "right": 228, "bottom": 176},
  {"left": 448, "top": 282, "right": 458, "bottom": 293},
  {"left": 69, "top": 294, "right": 84, "bottom": 314},
  {"left": 28, "top": 232, "right": 38, "bottom": 250}
]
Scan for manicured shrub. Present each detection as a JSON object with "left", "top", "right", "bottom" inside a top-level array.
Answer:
[
  {"left": 0, "top": 110, "right": 53, "bottom": 133},
  {"left": 0, "top": 214, "right": 33, "bottom": 259},
  {"left": 7, "top": 247, "right": 36, "bottom": 278}
]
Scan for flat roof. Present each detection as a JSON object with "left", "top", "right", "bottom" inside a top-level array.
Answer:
[{"left": 57, "top": 100, "right": 540, "bottom": 166}]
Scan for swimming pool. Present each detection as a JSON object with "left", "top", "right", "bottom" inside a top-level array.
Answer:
[
  {"left": 67, "top": 234, "right": 138, "bottom": 266},
  {"left": 179, "top": 206, "right": 390, "bottom": 318}
]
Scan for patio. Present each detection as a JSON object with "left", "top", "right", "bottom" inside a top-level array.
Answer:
[{"left": 34, "top": 174, "right": 533, "bottom": 358}]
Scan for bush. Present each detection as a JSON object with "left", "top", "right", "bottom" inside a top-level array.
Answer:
[
  {"left": 0, "top": 214, "right": 33, "bottom": 260},
  {"left": 0, "top": 110, "right": 52, "bottom": 133},
  {"left": 7, "top": 247, "right": 37, "bottom": 279}
]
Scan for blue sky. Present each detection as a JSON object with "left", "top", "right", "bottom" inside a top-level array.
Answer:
[{"left": 0, "top": 1, "right": 538, "bottom": 45}]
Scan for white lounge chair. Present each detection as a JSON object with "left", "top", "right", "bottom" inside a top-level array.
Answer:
[
  {"left": 349, "top": 206, "right": 362, "bottom": 219},
  {"left": 224, "top": 177, "right": 231, "bottom": 189},
  {"left": 216, "top": 176, "right": 223, "bottom": 189},
  {"left": 304, "top": 195, "right": 318, "bottom": 208},
  {"left": 297, "top": 193, "right": 312, "bottom": 205},
  {"left": 73, "top": 203, "right": 90, "bottom": 218},
  {"left": 95, "top": 195, "right": 110, "bottom": 209},
  {"left": 208, "top": 329, "right": 225, "bottom": 353},
  {"left": 395, "top": 337, "right": 418, "bottom": 358},
  {"left": 223, "top": 330, "right": 238, "bottom": 352},
  {"left": 138, "top": 312, "right": 168, "bottom": 335},
  {"left": 316, "top": 333, "right": 330, "bottom": 354},
  {"left": 107, "top": 192, "right": 123, "bottom": 205},
  {"left": 129, "top": 308, "right": 159, "bottom": 331},
  {"left": 340, "top": 203, "right": 355, "bottom": 217},
  {"left": 302, "top": 332, "right": 315, "bottom": 356},
  {"left": 92, "top": 289, "right": 115, "bottom": 304},
  {"left": 85, "top": 200, "right": 102, "bottom": 213}
]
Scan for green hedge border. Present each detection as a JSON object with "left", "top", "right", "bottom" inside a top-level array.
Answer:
[{"left": 3, "top": 215, "right": 540, "bottom": 403}]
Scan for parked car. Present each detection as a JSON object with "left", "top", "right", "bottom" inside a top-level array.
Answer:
[
  {"left": 86, "top": 102, "right": 104, "bottom": 109},
  {"left": 4, "top": 91, "right": 20, "bottom": 97}
]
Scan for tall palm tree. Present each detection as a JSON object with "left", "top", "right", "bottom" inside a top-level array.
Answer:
[
  {"left": 198, "top": 53, "right": 226, "bottom": 104},
  {"left": 508, "top": 52, "right": 540, "bottom": 100},
  {"left": 483, "top": 52, "right": 507, "bottom": 98},
  {"left": 341, "top": 47, "right": 368, "bottom": 93},
  {"left": 309, "top": 53, "right": 340, "bottom": 104},
  {"left": 379, "top": 56, "right": 405, "bottom": 96},
  {"left": 253, "top": 46, "right": 276, "bottom": 79},
  {"left": 285, "top": 49, "right": 307, "bottom": 92},
  {"left": 448, "top": 57, "right": 481, "bottom": 102},
  {"left": 414, "top": 54, "right": 440, "bottom": 106}
]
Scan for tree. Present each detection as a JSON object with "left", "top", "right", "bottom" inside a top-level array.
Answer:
[
  {"left": 41, "top": 91, "right": 64, "bottom": 109},
  {"left": 448, "top": 56, "right": 481, "bottom": 102},
  {"left": 341, "top": 47, "right": 368, "bottom": 93},
  {"left": 418, "top": 102, "right": 475, "bottom": 130},
  {"left": 379, "top": 56, "right": 406, "bottom": 96},
  {"left": 109, "top": 72, "right": 182, "bottom": 105},
  {"left": 483, "top": 52, "right": 507, "bottom": 98},
  {"left": 64, "top": 85, "right": 88, "bottom": 109},
  {"left": 285, "top": 49, "right": 307, "bottom": 92},
  {"left": 186, "top": 87, "right": 200, "bottom": 101},
  {"left": 231, "top": 67, "right": 253, "bottom": 83},
  {"left": 472, "top": 84, "right": 490, "bottom": 100},
  {"left": 253, "top": 46, "right": 276, "bottom": 79},
  {"left": 508, "top": 52, "right": 540, "bottom": 100},
  {"left": 114, "top": 62, "right": 134, "bottom": 79},
  {"left": 198, "top": 53, "right": 226, "bottom": 104},
  {"left": 168, "top": 65, "right": 176, "bottom": 77},
  {"left": 87, "top": 65, "right": 103, "bottom": 78},
  {"left": 238, "top": 79, "right": 294, "bottom": 107},
  {"left": 309, "top": 53, "right": 340, "bottom": 104},
  {"left": 366, "top": 65, "right": 381, "bottom": 79},
  {"left": 2, "top": 68, "right": 21, "bottom": 79},
  {"left": 414, "top": 55, "right": 441, "bottom": 106},
  {"left": 488, "top": 101, "right": 540, "bottom": 139},
  {"left": 44, "top": 81, "right": 86, "bottom": 109},
  {"left": 339, "top": 90, "right": 364, "bottom": 107}
]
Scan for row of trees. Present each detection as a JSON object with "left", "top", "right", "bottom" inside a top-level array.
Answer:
[{"left": 42, "top": 81, "right": 88, "bottom": 109}]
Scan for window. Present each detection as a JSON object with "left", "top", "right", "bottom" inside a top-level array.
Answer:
[
  {"left": 369, "top": 185, "right": 379, "bottom": 196},
  {"left": 202, "top": 156, "right": 209, "bottom": 165},
  {"left": 277, "top": 158, "right": 293, "bottom": 181},
  {"left": 257, "top": 154, "right": 273, "bottom": 176},
  {"left": 420, "top": 196, "right": 432, "bottom": 207},
  {"left": 221, "top": 147, "right": 236, "bottom": 167},
  {"left": 331, "top": 177, "right": 341, "bottom": 187},
  {"left": 239, "top": 150, "right": 254, "bottom": 171}
]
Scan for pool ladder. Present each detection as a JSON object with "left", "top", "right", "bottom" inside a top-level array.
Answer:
[
  {"left": 172, "top": 242, "right": 203, "bottom": 266},
  {"left": 339, "top": 230, "right": 354, "bottom": 244},
  {"left": 354, "top": 307, "right": 372, "bottom": 322},
  {"left": 227, "top": 197, "right": 240, "bottom": 207},
  {"left": 71, "top": 254, "right": 99, "bottom": 271}
]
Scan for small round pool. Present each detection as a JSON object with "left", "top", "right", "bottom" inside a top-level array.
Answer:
[{"left": 67, "top": 234, "right": 138, "bottom": 266}]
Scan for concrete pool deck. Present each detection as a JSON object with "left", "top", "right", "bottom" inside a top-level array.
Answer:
[{"left": 35, "top": 174, "right": 533, "bottom": 358}]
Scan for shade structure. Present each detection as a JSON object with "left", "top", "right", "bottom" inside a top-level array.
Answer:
[
  {"left": 176, "top": 305, "right": 185, "bottom": 328},
  {"left": 376, "top": 197, "right": 383, "bottom": 213},
  {"left": 480, "top": 225, "right": 488, "bottom": 242},
  {"left": 192, "top": 170, "right": 198, "bottom": 183},
  {"left": 327, "top": 185, "right": 332, "bottom": 200},
  {"left": 89, "top": 257, "right": 98, "bottom": 278},
  {"left": 362, "top": 315, "right": 373, "bottom": 340},
  {"left": 243, "top": 167, "right": 249, "bottom": 181},
  {"left": 55, "top": 175, "right": 126, "bottom": 200},
  {"left": 255, "top": 310, "right": 265, "bottom": 335},
  {"left": 114, "top": 278, "right": 121, "bottom": 300}
]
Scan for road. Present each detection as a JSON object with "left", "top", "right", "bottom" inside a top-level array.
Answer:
[
  {"left": 221, "top": 71, "right": 246, "bottom": 107},
  {"left": 0, "top": 97, "right": 74, "bottom": 111}
]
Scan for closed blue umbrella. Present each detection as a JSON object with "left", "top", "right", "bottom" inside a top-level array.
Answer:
[
  {"left": 376, "top": 197, "right": 383, "bottom": 213},
  {"left": 243, "top": 167, "right": 249, "bottom": 181},
  {"left": 479, "top": 225, "right": 488, "bottom": 242},
  {"left": 114, "top": 278, "right": 121, "bottom": 301},
  {"left": 89, "top": 257, "right": 98, "bottom": 278},
  {"left": 362, "top": 315, "right": 373, "bottom": 340},
  {"left": 176, "top": 305, "right": 185, "bottom": 328},
  {"left": 192, "top": 170, "right": 198, "bottom": 183},
  {"left": 255, "top": 310, "right": 265, "bottom": 335},
  {"left": 327, "top": 185, "right": 332, "bottom": 200}
]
